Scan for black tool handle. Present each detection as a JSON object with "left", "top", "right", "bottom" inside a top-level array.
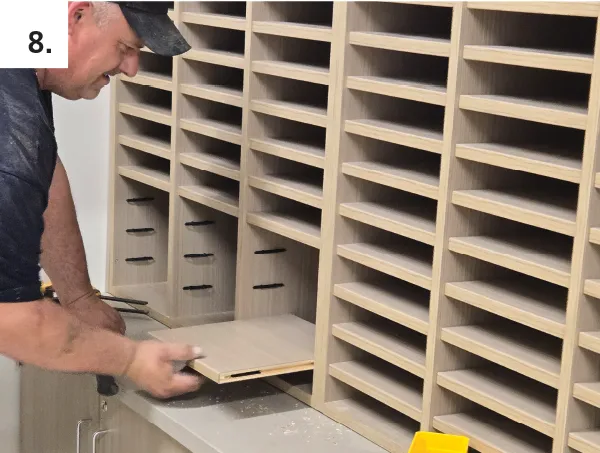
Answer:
[{"left": 96, "top": 375, "right": 119, "bottom": 396}]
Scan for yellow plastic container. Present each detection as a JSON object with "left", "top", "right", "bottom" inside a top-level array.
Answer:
[{"left": 408, "top": 431, "right": 469, "bottom": 453}]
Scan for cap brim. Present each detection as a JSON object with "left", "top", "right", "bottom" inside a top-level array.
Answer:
[{"left": 121, "top": 8, "right": 191, "bottom": 57}]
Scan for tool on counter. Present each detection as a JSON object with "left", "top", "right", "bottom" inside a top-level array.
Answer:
[{"left": 41, "top": 282, "right": 150, "bottom": 396}]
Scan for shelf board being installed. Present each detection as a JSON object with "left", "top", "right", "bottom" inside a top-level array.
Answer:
[
  {"left": 183, "top": 49, "right": 245, "bottom": 69},
  {"left": 246, "top": 211, "right": 321, "bottom": 249},
  {"left": 466, "top": 1, "right": 600, "bottom": 17},
  {"left": 573, "top": 382, "right": 600, "bottom": 409},
  {"left": 570, "top": 431, "right": 600, "bottom": 453},
  {"left": 120, "top": 71, "right": 173, "bottom": 92},
  {"left": 180, "top": 118, "right": 242, "bottom": 146},
  {"left": 250, "top": 138, "right": 325, "bottom": 169},
  {"left": 347, "top": 75, "right": 447, "bottom": 106},
  {"left": 149, "top": 314, "right": 315, "bottom": 383},
  {"left": 349, "top": 31, "right": 451, "bottom": 58},
  {"left": 118, "top": 166, "right": 170, "bottom": 192},
  {"left": 181, "top": 11, "right": 246, "bottom": 31},
  {"left": 179, "top": 152, "right": 241, "bottom": 182},
  {"left": 180, "top": 83, "right": 243, "bottom": 108},
  {"left": 178, "top": 185, "right": 239, "bottom": 218},
  {"left": 252, "top": 21, "right": 332, "bottom": 42},
  {"left": 118, "top": 134, "right": 171, "bottom": 160},
  {"left": 248, "top": 174, "right": 323, "bottom": 209},
  {"left": 250, "top": 99, "right": 328, "bottom": 128},
  {"left": 455, "top": 143, "right": 582, "bottom": 184},
  {"left": 119, "top": 103, "right": 172, "bottom": 126}
]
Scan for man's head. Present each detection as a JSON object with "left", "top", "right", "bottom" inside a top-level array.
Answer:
[{"left": 41, "top": 2, "right": 190, "bottom": 100}]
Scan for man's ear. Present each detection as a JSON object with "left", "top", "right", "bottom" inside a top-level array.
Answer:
[{"left": 67, "top": 2, "right": 92, "bottom": 35}]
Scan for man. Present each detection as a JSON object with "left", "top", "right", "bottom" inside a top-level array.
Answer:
[{"left": 0, "top": 2, "right": 203, "bottom": 399}]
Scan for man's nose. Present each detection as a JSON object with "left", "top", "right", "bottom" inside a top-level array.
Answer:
[{"left": 120, "top": 53, "right": 140, "bottom": 78}]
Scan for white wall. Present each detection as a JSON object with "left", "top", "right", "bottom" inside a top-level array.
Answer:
[{"left": 52, "top": 86, "right": 112, "bottom": 292}]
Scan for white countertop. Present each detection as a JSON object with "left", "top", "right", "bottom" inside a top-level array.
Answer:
[{"left": 112, "top": 303, "right": 385, "bottom": 453}]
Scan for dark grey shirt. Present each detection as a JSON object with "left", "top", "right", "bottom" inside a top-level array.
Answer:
[{"left": 0, "top": 69, "right": 58, "bottom": 301}]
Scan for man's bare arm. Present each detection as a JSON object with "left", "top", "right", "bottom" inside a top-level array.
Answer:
[
  {"left": 0, "top": 298, "right": 136, "bottom": 375},
  {"left": 40, "top": 158, "right": 96, "bottom": 304}
]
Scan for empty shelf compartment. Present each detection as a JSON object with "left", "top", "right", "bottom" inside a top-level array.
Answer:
[
  {"left": 252, "top": 2, "right": 333, "bottom": 42},
  {"left": 437, "top": 366, "right": 557, "bottom": 436},
  {"left": 459, "top": 63, "right": 590, "bottom": 129},
  {"left": 445, "top": 273, "right": 567, "bottom": 338},
  {"left": 332, "top": 316, "right": 427, "bottom": 378},
  {"left": 448, "top": 231, "right": 573, "bottom": 288},
  {"left": 350, "top": 3, "right": 452, "bottom": 57},
  {"left": 338, "top": 238, "right": 433, "bottom": 290},
  {"left": 252, "top": 35, "right": 331, "bottom": 85},
  {"left": 339, "top": 199, "right": 437, "bottom": 246},
  {"left": 441, "top": 320, "right": 562, "bottom": 388},
  {"left": 452, "top": 184, "right": 578, "bottom": 236},
  {"left": 464, "top": 9, "right": 595, "bottom": 74},
  {"left": 116, "top": 146, "right": 171, "bottom": 192},
  {"left": 118, "top": 116, "right": 172, "bottom": 160},
  {"left": 181, "top": 2, "right": 246, "bottom": 30},
  {"left": 324, "top": 392, "right": 420, "bottom": 453},
  {"left": 181, "top": 23, "right": 245, "bottom": 66},
  {"left": 180, "top": 96, "right": 243, "bottom": 146},
  {"left": 118, "top": 82, "right": 172, "bottom": 126},
  {"left": 334, "top": 278, "right": 429, "bottom": 335},
  {"left": 250, "top": 114, "right": 326, "bottom": 169},
  {"left": 149, "top": 314, "right": 315, "bottom": 383},
  {"left": 180, "top": 59, "right": 244, "bottom": 108},
  {"left": 179, "top": 164, "right": 240, "bottom": 217},
  {"left": 179, "top": 131, "right": 241, "bottom": 181},
  {"left": 580, "top": 331, "right": 600, "bottom": 355},
  {"left": 345, "top": 92, "right": 445, "bottom": 153},
  {"left": 348, "top": 47, "right": 448, "bottom": 105},
  {"left": 434, "top": 407, "right": 553, "bottom": 453},
  {"left": 330, "top": 357, "right": 423, "bottom": 421}
]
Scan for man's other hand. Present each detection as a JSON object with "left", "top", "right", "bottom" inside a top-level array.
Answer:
[{"left": 65, "top": 293, "right": 126, "bottom": 335}]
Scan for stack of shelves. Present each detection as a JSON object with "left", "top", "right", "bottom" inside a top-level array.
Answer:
[{"left": 107, "top": 2, "right": 600, "bottom": 452}]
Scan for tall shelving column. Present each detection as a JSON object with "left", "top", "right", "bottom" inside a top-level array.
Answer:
[
  {"left": 169, "top": 1, "right": 248, "bottom": 327},
  {"left": 423, "top": 3, "right": 600, "bottom": 453},
  {"left": 106, "top": 3, "right": 178, "bottom": 318},
  {"left": 312, "top": 2, "right": 456, "bottom": 451},
  {"left": 233, "top": 0, "right": 339, "bottom": 404}
]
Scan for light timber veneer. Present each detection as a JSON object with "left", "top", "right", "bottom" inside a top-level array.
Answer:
[{"left": 107, "top": 2, "right": 600, "bottom": 452}]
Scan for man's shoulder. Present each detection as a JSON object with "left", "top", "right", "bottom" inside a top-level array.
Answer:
[{"left": 0, "top": 69, "right": 41, "bottom": 109}]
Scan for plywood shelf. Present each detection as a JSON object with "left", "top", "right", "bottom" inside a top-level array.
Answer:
[
  {"left": 590, "top": 227, "right": 600, "bottom": 245},
  {"left": 580, "top": 331, "right": 600, "bottom": 355},
  {"left": 455, "top": 143, "right": 582, "bottom": 183},
  {"left": 448, "top": 235, "right": 572, "bottom": 288},
  {"left": 178, "top": 185, "right": 239, "bottom": 218},
  {"left": 118, "top": 134, "right": 171, "bottom": 160},
  {"left": 183, "top": 49, "right": 245, "bottom": 69},
  {"left": 252, "top": 60, "right": 329, "bottom": 85},
  {"left": 438, "top": 368, "right": 557, "bottom": 436},
  {"left": 119, "top": 103, "right": 172, "bottom": 126},
  {"left": 585, "top": 279, "right": 600, "bottom": 299},
  {"left": 347, "top": 75, "right": 447, "bottom": 106},
  {"left": 181, "top": 11, "right": 246, "bottom": 30},
  {"left": 334, "top": 281, "right": 429, "bottom": 335},
  {"left": 179, "top": 152, "right": 240, "bottom": 181},
  {"left": 337, "top": 242, "right": 433, "bottom": 290},
  {"left": 445, "top": 278, "right": 566, "bottom": 338},
  {"left": 459, "top": 94, "right": 588, "bottom": 130},
  {"left": 332, "top": 321, "right": 427, "bottom": 378},
  {"left": 246, "top": 211, "right": 321, "bottom": 249},
  {"left": 118, "top": 166, "right": 171, "bottom": 192},
  {"left": 121, "top": 71, "right": 173, "bottom": 92},
  {"left": 466, "top": 2, "right": 600, "bottom": 17},
  {"left": 573, "top": 382, "right": 600, "bottom": 409},
  {"left": 463, "top": 45, "right": 594, "bottom": 74},
  {"left": 349, "top": 31, "right": 451, "bottom": 58},
  {"left": 570, "top": 431, "right": 600, "bottom": 453},
  {"left": 250, "top": 99, "right": 328, "bottom": 128},
  {"left": 345, "top": 119, "right": 444, "bottom": 154},
  {"left": 329, "top": 359, "right": 423, "bottom": 421},
  {"left": 248, "top": 174, "right": 323, "bottom": 209},
  {"left": 324, "top": 396, "right": 418, "bottom": 453},
  {"left": 451, "top": 189, "right": 577, "bottom": 236},
  {"left": 180, "top": 83, "right": 243, "bottom": 108},
  {"left": 253, "top": 21, "right": 332, "bottom": 42},
  {"left": 441, "top": 324, "right": 562, "bottom": 388},
  {"left": 342, "top": 161, "right": 440, "bottom": 200},
  {"left": 339, "top": 201, "right": 436, "bottom": 246},
  {"left": 249, "top": 137, "right": 325, "bottom": 169},
  {"left": 434, "top": 410, "right": 552, "bottom": 453},
  {"left": 180, "top": 118, "right": 242, "bottom": 146}
]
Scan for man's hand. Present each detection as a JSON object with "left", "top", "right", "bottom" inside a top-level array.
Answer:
[
  {"left": 64, "top": 292, "right": 126, "bottom": 335},
  {"left": 123, "top": 341, "right": 205, "bottom": 398}
]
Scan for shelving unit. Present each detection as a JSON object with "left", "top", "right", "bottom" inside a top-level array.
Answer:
[{"left": 107, "top": 2, "right": 600, "bottom": 452}]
